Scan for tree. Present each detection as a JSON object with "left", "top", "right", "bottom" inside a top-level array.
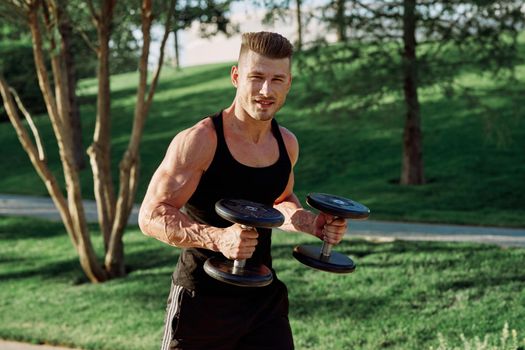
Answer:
[
  {"left": 58, "top": 9, "right": 86, "bottom": 170},
  {"left": 0, "top": 5, "right": 86, "bottom": 169},
  {"left": 0, "top": 0, "right": 175, "bottom": 282},
  {"left": 321, "top": 0, "right": 348, "bottom": 42},
  {"left": 302, "top": 0, "right": 524, "bottom": 185},
  {"left": 260, "top": 0, "right": 306, "bottom": 51},
  {"left": 170, "top": 0, "right": 238, "bottom": 69}
]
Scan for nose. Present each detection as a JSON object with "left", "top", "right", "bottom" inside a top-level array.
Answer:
[{"left": 259, "top": 80, "right": 271, "bottom": 96}]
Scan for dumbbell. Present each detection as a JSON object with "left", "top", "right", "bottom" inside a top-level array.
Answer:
[
  {"left": 203, "top": 198, "right": 284, "bottom": 287},
  {"left": 293, "top": 193, "right": 370, "bottom": 273}
]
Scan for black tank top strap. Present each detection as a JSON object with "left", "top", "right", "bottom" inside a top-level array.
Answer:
[
  {"left": 211, "top": 112, "right": 289, "bottom": 165},
  {"left": 271, "top": 118, "right": 288, "bottom": 162},
  {"left": 210, "top": 111, "right": 225, "bottom": 144}
]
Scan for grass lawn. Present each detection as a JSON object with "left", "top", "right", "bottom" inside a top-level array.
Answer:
[
  {"left": 1, "top": 216, "right": 524, "bottom": 350},
  {"left": 1, "top": 38, "right": 524, "bottom": 350},
  {"left": 0, "top": 59, "right": 524, "bottom": 227}
]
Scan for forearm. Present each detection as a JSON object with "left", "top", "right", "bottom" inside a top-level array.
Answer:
[
  {"left": 274, "top": 195, "right": 321, "bottom": 238},
  {"left": 139, "top": 203, "right": 222, "bottom": 251}
]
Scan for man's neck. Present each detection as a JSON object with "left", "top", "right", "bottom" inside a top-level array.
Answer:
[{"left": 223, "top": 103, "right": 273, "bottom": 144}]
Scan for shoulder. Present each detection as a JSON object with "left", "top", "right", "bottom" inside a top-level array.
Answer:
[
  {"left": 164, "top": 117, "right": 217, "bottom": 170},
  {"left": 278, "top": 125, "right": 299, "bottom": 166},
  {"left": 176, "top": 117, "right": 216, "bottom": 144}
]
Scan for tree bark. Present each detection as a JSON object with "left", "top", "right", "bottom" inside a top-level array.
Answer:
[
  {"left": 400, "top": 0, "right": 425, "bottom": 185},
  {"left": 28, "top": 2, "right": 107, "bottom": 282},
  {"left": 295, "top": 0, "right": 303, "bottom": 51},
  {"left": 336, "top": 0, "right": 347, "bottom": 42},
  {"left": 172, "top": 27, "right": 180, "bottom": 70},
  {"left": 59, "top": 15, "right": 85, "bottom": 170},
  {"left": 87, "top": 0, "right": 117, "bottom": 251},
  {"left": 105, "top": 0, "right": 174, "bottom": 277},
  {"left": 0, "top": 75, "right": 75, "bottom": 245}
]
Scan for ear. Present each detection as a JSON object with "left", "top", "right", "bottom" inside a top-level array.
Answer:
[{"left": 231, "top": 65, "right": 239, "bottom": 88}]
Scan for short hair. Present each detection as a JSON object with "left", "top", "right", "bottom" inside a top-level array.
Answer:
[{"left": 238, "top": 32, "right": 294, "bottom": 62}]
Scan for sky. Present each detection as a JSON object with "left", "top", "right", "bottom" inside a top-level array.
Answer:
[{"left": 155, "top": 1, "right": 334, "bottom": 67}]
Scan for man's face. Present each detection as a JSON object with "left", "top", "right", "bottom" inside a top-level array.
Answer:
[{"left": 231, "top": 50, "right": 292, "bottom": 122}]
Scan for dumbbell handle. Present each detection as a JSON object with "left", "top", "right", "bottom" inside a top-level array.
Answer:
[
  {"left": 321, "top": 241, "right": 333, "bottom": 258},
  {"left": 232, "top": 225, "right": 253, "bottom": 271},
  {"left": 320, "top": 216, "right": 339, "bottom": 260}
]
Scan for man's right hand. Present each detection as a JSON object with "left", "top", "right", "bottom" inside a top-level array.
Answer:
[{"left": 216, "top": 225, "right": 259, "bottom": 260}]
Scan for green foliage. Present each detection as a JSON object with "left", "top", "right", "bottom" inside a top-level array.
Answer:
[
  {"left": 63, "top": 1, "right": 142, "bottom": 78},
  {"left": 0, "top": 216, "right": 524, "bottom": 349},
  {"left": 298, "top": 1, "right": 524, "bottom": 114},
  {"left": 0, "top": 40, "right": 47, "bottom": 122},
  {"left": 176, "top": 0, "right": 238, "bottom": 36}
]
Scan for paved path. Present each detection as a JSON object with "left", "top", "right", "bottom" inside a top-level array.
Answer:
[
  {"left": 1, "top": 194, "right": 524, "bottom": 349},
  {"left": 349, "top": 219, "right": 525, "bottom": 247},
  {"left": 1, "top": 193, "right": 524, "bottom": 247},
  {"left": 0, "top": 194, "right": 139, "bottom": 225},
  {"left": 0, "top": 340, "right": 79, "bottom": 350}
]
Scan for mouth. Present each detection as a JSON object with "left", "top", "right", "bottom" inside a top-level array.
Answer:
[{"left": 254, "top": 99, "right": 275, "bottom": 108}]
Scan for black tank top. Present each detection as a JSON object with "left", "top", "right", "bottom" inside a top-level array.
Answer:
[{"left": 172, "top": 111, "right": 292, "bottom": 295}]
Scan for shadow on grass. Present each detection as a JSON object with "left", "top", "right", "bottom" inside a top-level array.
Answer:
[
  {"left": 125, "top": 246, "right": 180, "bottom": 274},
  {"left": 0, "top": 216, "right": 65, "bottom": 240},
  {"left": 0, "top": 257, "right": 84, "bottom": 283},
  {"left": 437, "top": 272, "right": 525, "bottom": 292},
  {"left": 0, "top": 245, "right": 179, "bottom": 285}
]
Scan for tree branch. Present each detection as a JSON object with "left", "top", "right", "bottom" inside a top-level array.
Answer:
[
  {"left": 75, "top": 26, "right": 99, "bottom": 55},
  {"left": 145, "top": 0, "right": 176, "bottom": 112},
  {"left": 86, "top": 0, "right": 100, "bottom": 24},
  {"left": 9, "top": 87, "right": 46, "bottom": 161},
  {"left": 87, "top": 0, "right": 117, "bottom": 248},
  {"left": 106, "top": 0, "right": 176, "bottom": 275},
  {"left": 0, "top": 75, "right": 76, "bottom": 246}
]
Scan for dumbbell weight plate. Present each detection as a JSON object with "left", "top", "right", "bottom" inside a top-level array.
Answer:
[
  {"left": 306, "top": 193, "right": 370, "bottom": 219},
  {"left": 293, "top": 245, "right": 356, "bottom": 273},
  {"left": 215, "top": 199, "right": 285, "bottom": 228},
  {"left": 203, "top": 199, "right": 284, "bottom": 287},
  {"left": 204, "top": 257, "right": 273, "bottom": 287},
  {"left": 293, "top": 193, "right": 370, "bottom": 274}
]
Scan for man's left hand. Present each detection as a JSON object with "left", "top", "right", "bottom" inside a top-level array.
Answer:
[{"left": 313, "top": 213, "right": 347, "bottom": 245}]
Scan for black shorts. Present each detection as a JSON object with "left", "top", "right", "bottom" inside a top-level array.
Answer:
[{"left": 161, "top": 280, "right": 294, "bottom": 350}]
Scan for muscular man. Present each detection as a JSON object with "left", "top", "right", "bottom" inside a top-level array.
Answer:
[{"left": 139, "top": 31, "right": 348, "bottom": 350}]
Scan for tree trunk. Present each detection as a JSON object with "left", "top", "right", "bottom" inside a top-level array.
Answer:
[
  {"left": 400, "top": 0, "right": 424, "bottom": 185},
  {"left": 295, "top": 0, "right": 303, "bottom": 51},
  {"left": 336, "top": 0, "right": 347, "bottom": 42},
  {"left": 59, "top": 15, "right": 85, "bottom": 170},
  {"left": 172, "top": 27, "right": 180, "bottom": 70},
  {"left": 0, "top": 75, "right": 75, "bottom": 244},
  {"left": 27, "top": 4, "right": 107, "bottom": 282},
  {"left": 105, "top": 0, "right": 174, "bottom": 277},
  {"left": 87, "top": 0, "right": 117, "bottom": 252}
]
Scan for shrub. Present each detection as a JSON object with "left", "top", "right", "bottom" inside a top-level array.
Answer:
[{"left": 0, "top": 40, "right": 47, "bottom": 122}]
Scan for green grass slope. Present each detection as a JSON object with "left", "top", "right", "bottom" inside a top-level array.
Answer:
[{"left": 0, "top": 59, "right": 524, "bottom": 226}]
